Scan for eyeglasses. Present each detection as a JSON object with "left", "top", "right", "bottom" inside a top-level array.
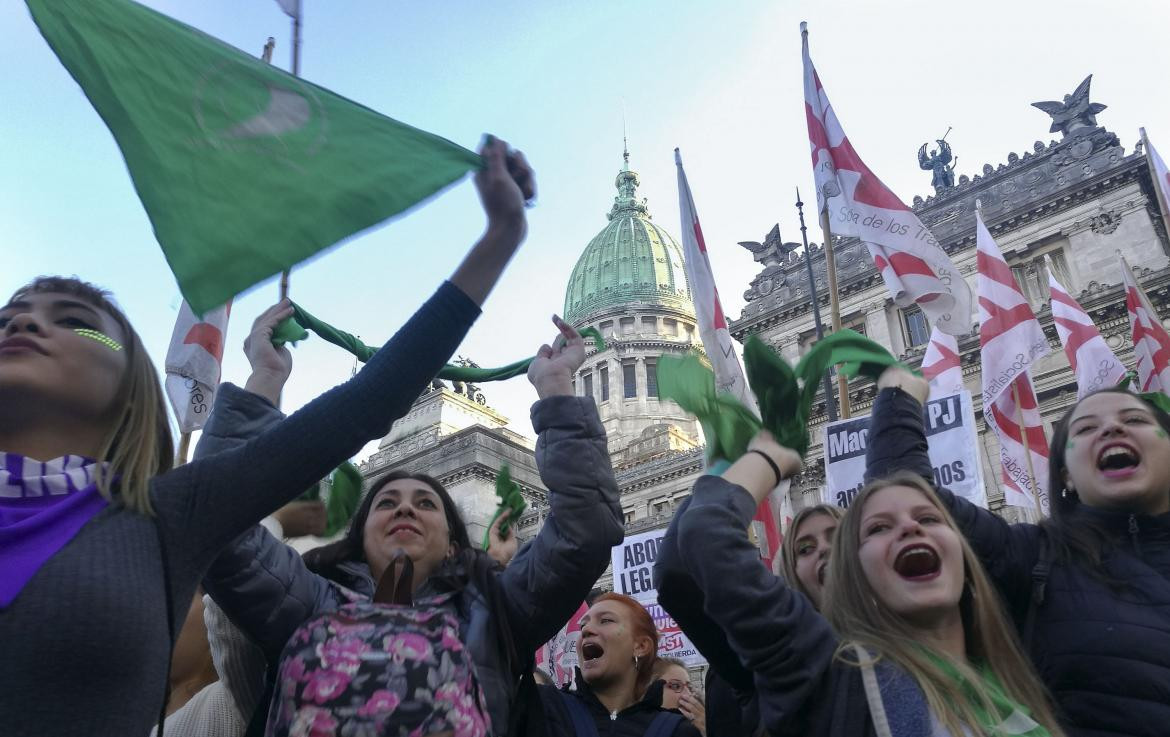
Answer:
[{"left": 665, "top": 679, "right": 688, "bottom": 693}]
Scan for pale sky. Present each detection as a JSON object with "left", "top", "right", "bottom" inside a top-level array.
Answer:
[{"left": 4, "top": 0, "right": 1169, "bottom": 460}]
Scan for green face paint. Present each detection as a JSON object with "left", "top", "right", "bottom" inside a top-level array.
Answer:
[
  {"left": 1066, "top": 440, "right": 1075, "bottom": 451},
  {"left": 74, "top": 328, "right": 123, "bottom": 352},
  {"left": 1157, "top": 429, "right": 1167, "bottom": 439}
]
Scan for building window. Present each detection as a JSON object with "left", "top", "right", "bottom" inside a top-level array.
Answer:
[
  {"left": 620, "top": 317, "right": 635, "bottom": 335},
  {"left": 641, "top": 316, "right": 657, "bottom": 333},
  {"left": 663, "top": 318, "right": 678, "bottom": 336},
  {"left": 623, "top": 509, "right": 636, "bottom": 523},
  {"left": 646, "top": 359, "right": 659, "bottom": 398},
  {"left": 599, "top": 365, "right": 610, "bottom": 401},
  {"left": 903, "top": 307, "right": 930, "bottom": 348},
  {"left": 599, "top": 320, "right": 614, "bottom": 336},
  {"left": 623, "top": 361, "right": 637, "bottom": 398},
  {"left": 582, "top": 372, "right": 593, "bottom": 398},
  {"left": 1011, "top": 244, "right": 1072, "bottom": 306},
  {"left": 654, "top": 499, "right": 670, "bottom": 515}
]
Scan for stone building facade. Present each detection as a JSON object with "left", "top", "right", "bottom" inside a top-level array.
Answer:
[{"left": 730, "top": 93, "right": 1170, "bottom": 519}]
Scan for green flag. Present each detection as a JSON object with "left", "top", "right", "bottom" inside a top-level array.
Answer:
[{"left": 27, "top": 0, "right": 483, "bottom": 313}]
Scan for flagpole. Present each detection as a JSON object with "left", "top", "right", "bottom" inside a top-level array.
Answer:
[
  {"left": 817, "top": 207, "right": 852, "bottom": 417},
  {"left": 176, "top": 431, "right": 192, "bottom": 466},
  {"left": 1140, "top": 127, "right": 1170, "bottom": 243},
  {"left": 796, "top": 188, "right": 838, "bottom": 421},
  {"left": 279, "top": 2, "right": 303, "bottom": 301},
  {"left": 1010, "top": 380, "right": 1043, "bottom": 517}
]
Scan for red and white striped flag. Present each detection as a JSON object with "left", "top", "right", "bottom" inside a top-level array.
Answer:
[
  {"left": 1120, "top": 256, "right": 1170, "bottom": 393},
  {"left": 1047, "top": 260, "right": 1125, "bottom": 398},
  {"left": 801, "top": 24, "right": 972, "bottom": 336},
  {"left": 976, "top": 212, "right": 1050, "bottom": 513},
  {"left": 165, "top": 300, "right": 231, "bottom": 433},
  {"left": 675, "top": 148, "right": 786, "bottom": 563},
  {"left": 274, "top": 0, "right": 301, "bottom": 19},
  {"left": 921, "top": 327, "right": 963, "bottom": 398}
]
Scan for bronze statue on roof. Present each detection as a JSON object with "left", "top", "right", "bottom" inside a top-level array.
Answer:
[
  {"left": 919, "top": 132, "right": 957, "bottom": 194},
  {"left": 1032, "top": 75, "right": 1107, "bottom": 137}
]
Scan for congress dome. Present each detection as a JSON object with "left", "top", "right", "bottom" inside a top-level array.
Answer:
[{"left": 563, "top": 151, "right": 694, "bottom": 326}]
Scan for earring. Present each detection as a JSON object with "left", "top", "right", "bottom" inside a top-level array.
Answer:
[{"left": 633, "top": 655, "right": 639, "bottom": 670}]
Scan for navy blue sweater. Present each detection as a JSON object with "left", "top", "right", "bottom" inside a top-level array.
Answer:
[
  {"left": 656, "top": 475, "right": 932, "bottom": 737},
  {"left": 866, "top": 387, "right": 1170, "bottom": 737}
]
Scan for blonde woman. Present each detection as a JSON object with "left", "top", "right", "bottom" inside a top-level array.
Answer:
[
  {"left": 659, "top": 433, "right": 1064, "bottom": 737},
  {"left": 778, "top": 504, "right": 844, "bottom": 610},
  {"left": 0, "top": 136, "right": 532, "bottom": 737}
]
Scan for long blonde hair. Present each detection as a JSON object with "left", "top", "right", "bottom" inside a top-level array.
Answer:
[
  {"left": 9, "top": 277, "right": 173, "bottom": 515},
  {"left": 824, "top": 471, "right": 1063, "bottom": 736}
]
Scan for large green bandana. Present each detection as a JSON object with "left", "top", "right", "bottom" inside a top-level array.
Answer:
[
  {"left": 482, "top": 464, "right": 527, "bottom": 550},
  {"left": 273, "top": 303, "right": 605, "bottom": 383},
  {"left": 925, "top": 652, "right": 1050, "bottom": 737},
  {"left": 659, "top": 330, "right": 907, "bottom": 462}
]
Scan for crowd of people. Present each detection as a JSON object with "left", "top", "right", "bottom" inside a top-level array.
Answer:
[{"left": 1, "top": 136, "right": 1167, "bottom": 737}]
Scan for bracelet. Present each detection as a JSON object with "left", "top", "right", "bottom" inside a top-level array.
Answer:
[{"left": 748, "top": 449, "right": 783, "bottom": 487}]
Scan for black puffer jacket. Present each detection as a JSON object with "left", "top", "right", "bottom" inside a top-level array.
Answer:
[
  {"left": 866, "top": 387, "right": 1170, "bottom": 737},
  {"left": 538, "top": 673, "right": 701, "bottom": 737}
]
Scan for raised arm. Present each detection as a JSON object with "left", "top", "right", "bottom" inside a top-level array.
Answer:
[
  {"left": 866, "top": 368, "right": 1041, "bottom": 607},
  {"left": 155, "top": 136, "right": 533, "bottom": 574},
  {"left": 493, "top": 317, "right": 624, "bottom": 654},
  {"left": 675, "top": 435, "right": 838, "bottom": 737}
]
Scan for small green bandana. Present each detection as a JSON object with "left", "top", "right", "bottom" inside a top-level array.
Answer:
[
  {"left": 273, "top": 302, "right": 605, "bottom": 383},
  {"left": 483, "top": 464, "right": 527, "bottom": 550},
  {"left": 1116, "top": 371, "right": 1170, "bottom": 414},
  {"left": 300, "top": 460, "right": 362, "bottom": 537},
  {"left": 924, "top": 651, "right": 1050, "bottom": 737}
]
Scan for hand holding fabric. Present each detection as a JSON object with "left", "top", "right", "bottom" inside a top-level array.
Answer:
[
  {"left": 243, "top": 300, "right": 295, "bottom": 405},
  {"left": 528, "top": 315, "right": 584, "bottom": 399}
]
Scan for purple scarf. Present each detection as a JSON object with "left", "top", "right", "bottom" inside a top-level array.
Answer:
[{"left": 0, "top": 453, "right": 110, "bottom": 607}]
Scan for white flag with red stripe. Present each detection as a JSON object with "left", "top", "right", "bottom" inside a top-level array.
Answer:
[
  {"left": 1120, "top": 256, "right": 1170, "bottom": 393},
  {"left": 675, "top": 148, "right": 787, "bottom": 563},
  {"left": 1047, "top": 261, "right": 1125, "bottom": 398},
  {"left": 801, "top": 24, "right": 972, "bottom": 336},
  {"left": 976, "top": 212, "right": 1050, "bottom": 512},
  {"left": 165, "top": 300, "right": 231, "bottom": 433},
  {"left": 1143, "top": 128, "right": 1170, "bottom": 217},
  {"left": 921, "top": 327, "right": 964, "bottom": 398}
]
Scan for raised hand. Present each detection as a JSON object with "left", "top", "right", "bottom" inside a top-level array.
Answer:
[
  {"left": 474, "top": 136, "right": 534, "bottom": 236},
  {"left": 243, "top": 300, "right": 295, "bottom": 405},
  {"left": 272, "top": 500, "right": 327, "bottom": 539},
  {"left": 486, "top": 508, "right": 519, "bottom": 568},
  {"left": 876, "top": 365, "right": 930, "bottom": 406},
  {"left": 527, "top": 315, "right": 585, "bottom": 400},
  {"left": 678, "top": 691, "right": 707, "bottom": 736}
]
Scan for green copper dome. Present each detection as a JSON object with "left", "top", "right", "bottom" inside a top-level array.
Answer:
[{"left": 563, "top": 152, "right": 693, "bottom": 326}]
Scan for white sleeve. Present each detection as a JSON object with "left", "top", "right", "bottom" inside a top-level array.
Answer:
[
  {"left": 203, "top": 595, "right": 269, "bottom": 722},
  {"left": 148, "top": 683, "right": 248, "bottom": 737}
]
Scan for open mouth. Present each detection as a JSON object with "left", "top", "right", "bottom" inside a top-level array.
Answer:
[
  {"left": 1097, "top": 444, "right": 1140, "bottom": 477},
  {"left": 816, "top": 562, "right": 828, "bottom": 586},
  {"left": 893, "top": 544, "right": 941, "bottom": 580},
  {"left": 580, "top": 641, "right": 605, "bottom": 664},
  {"left": 388, "top": 523, "right": 421, "bottom": 536}
]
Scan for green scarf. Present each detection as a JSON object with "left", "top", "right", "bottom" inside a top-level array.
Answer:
[
  {"left": 1116, "top": 371, "right": 1170, "bottom": 414},
  {"left": 925, "top": 652, "right": 1050, "bottom": 737},
  {"left": 659, "top": 330, "right": 907, "bottom": 462},
  {"left": 272, "top": 302, "right": 606, "bottom": 383},
  {"left": 483, "top": 464, "right": 527, "bottom": 550},
  {"left": 300, "top": 460, "right": 362, "bottom": 538}
]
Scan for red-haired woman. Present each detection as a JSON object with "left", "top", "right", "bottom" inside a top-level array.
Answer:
[{"left": 539, "top": 593, "right": 701, "bottom": 737}]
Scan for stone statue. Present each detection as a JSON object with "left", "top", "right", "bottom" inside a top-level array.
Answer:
[
  {"left": 918, "top": 138, "right": 957, "bottom": 194},
  {"left": 737, "top": 224, "right": 786, "bottom": 269},
  {"left": 1032, "top": 75, "right": 1107, "bottom": 137}
]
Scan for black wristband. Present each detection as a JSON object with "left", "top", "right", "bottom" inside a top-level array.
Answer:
[{"left": 748, "top": 449, "right": 783, "bottom": 486}]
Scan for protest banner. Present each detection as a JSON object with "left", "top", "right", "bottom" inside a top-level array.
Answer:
[
  {"left": 821, "top": 390, "right": 986, "bottom": 509},
  {"left": 611, "top": 529, "right": 706, "bottom": 667}
]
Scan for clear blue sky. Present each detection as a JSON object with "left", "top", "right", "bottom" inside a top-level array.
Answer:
[{"left": 3, "top": 0, "right": 1169, "bottom": 457}]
